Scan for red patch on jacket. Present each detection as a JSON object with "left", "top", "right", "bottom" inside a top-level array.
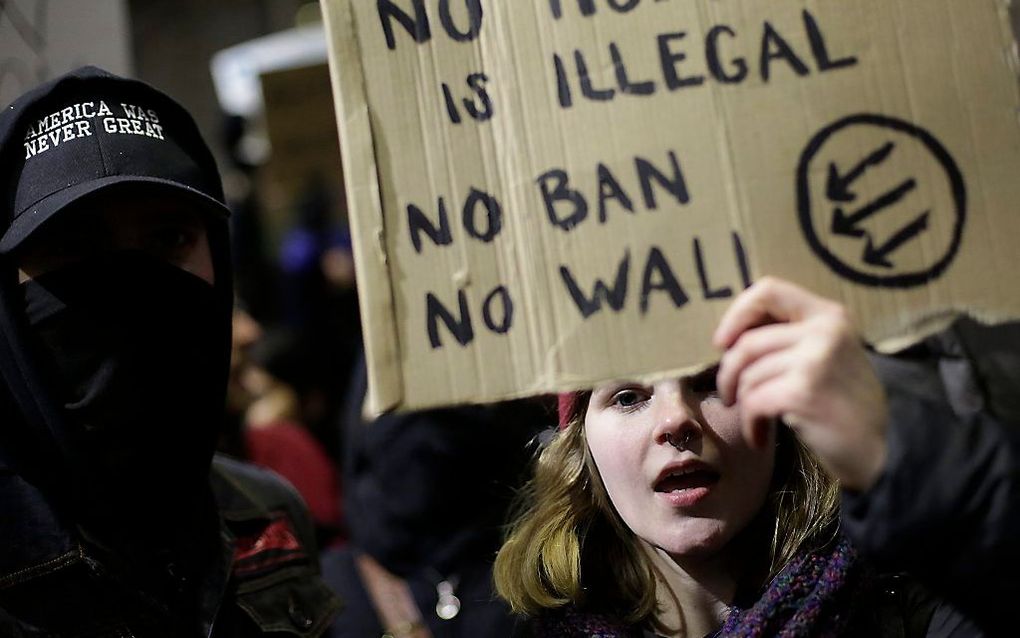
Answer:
[{"left": 233, "top": 516, "right": 307, "bottom": 578}]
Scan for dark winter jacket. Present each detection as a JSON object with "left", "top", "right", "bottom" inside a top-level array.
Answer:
[{"left": 845, "top": 318, "right": 1020, "bottom": 637}]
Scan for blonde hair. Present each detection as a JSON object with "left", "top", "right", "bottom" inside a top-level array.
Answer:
[{"left": 493, "top": 394, "right": 840, "bottom": 631}]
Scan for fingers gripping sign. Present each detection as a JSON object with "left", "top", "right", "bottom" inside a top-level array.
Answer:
[{"left": 713, "top": 277, "right": 889, "bottom": 491}]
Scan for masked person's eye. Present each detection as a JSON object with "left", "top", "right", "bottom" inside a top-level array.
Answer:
[{"left": 147, "top": 225, "right": 198, "bottom": 260}]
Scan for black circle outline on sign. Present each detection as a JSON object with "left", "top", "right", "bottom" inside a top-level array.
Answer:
[{"left": 796, "top": 114, "right": 967, "bottom": 289}]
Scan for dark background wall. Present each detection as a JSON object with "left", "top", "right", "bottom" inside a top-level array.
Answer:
[{"left": 128, "top": 0, "right": 308, "bottom": 162}]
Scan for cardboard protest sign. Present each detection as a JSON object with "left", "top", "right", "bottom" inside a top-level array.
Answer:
[{"left": 321, "top": 0, "right": 1020, "bottom": 414}]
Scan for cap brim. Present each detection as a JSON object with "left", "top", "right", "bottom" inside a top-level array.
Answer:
[{"left": 0, "top": 176, "right": 229, "bottom": 254}]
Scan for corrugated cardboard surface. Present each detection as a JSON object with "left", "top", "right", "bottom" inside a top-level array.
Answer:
[{"left": 322, "top": 0, "right": 1020, "bottom": 413}]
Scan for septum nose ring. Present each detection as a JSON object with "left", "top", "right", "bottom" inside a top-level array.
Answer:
[{"left": 665, "top": 431, "right": 693, "bottom": 451}]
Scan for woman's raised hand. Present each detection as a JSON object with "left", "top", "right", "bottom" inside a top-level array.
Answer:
[{"left": 713, "top": 277, "right": 888, "bottom": 491}]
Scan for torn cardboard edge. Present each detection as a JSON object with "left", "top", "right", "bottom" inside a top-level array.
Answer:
[{"left": 322, "top": 0, "right": 404, "bottom": 414}]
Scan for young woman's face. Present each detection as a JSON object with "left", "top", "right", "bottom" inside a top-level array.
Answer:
[{"left": 585, "top": 371, "right": 775, "bottom": 561}]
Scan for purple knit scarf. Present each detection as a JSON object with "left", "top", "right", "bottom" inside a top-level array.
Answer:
[
  {"left": 715, "top": 535, "right": 861, "bottom": 637},
  {"left": 533, "top": 536, "right": 861, "bottom": 638}
]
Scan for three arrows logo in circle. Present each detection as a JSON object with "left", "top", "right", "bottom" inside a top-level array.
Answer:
[
  {"left": 827, "top": 141, "right": 928, "bottom": 268},
  {"left": 797, "top": 114, "right": 966, "bottom": 289}
]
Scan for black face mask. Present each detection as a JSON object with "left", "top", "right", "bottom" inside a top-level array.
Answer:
[{"left": 19, "top": 251, "right": 227, "bottom": 523}]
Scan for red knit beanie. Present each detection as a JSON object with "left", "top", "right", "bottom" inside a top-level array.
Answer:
[{"left": 558, "top": 392, "right": 582, "bottom": 430}]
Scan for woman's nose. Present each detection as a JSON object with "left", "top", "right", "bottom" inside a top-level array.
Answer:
[{"left": 650, "top": 382, "right": 702, "bottom": 450}]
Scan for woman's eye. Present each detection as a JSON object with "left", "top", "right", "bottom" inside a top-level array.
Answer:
[{"left": 611, "top": 389, "right": 649, "bottom": 410}]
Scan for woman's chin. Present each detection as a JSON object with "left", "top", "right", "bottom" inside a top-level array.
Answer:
[{"left": 648, "top": 527, "right": 731, "bottom": 564}]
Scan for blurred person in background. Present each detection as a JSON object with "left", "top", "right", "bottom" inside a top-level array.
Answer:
[
  {"left": 220, "top": 113, "right": 278, "bottom": 324},
  {"left": 0, "top": 67, "right": 339, "bottom": 636},
  {"left": 277, "top": 178, "right": 361, "bottom": 461},
  {"left": 323, "top": 355, "right": 545, "bottom": 638},
  {"left": 224, "top": 307, "right": 346, "bottom": 549}
]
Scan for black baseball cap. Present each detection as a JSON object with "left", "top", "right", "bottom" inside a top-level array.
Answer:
[{"left": 0, "top": 66, "right": 229, "bottom": 255}]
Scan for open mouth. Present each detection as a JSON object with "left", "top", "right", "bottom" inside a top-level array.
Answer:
[{"left": 654, "top": 468, "right": 720, "bottom": 493}]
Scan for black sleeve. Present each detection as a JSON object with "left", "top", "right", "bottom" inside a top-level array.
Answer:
[
  {"left": 842, "top": 323, "right": 1020, "bottom": 636},
  {"left": 926, "top": 602, "right": 987, "bottom": 638}
]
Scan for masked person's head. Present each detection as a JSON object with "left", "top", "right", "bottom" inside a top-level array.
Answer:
[
  {"left": 494, "top": 371, "right": 839, "bottom": 633},
  {"left": 0, "top": 67, "right": 233, "bottom": 528}
]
